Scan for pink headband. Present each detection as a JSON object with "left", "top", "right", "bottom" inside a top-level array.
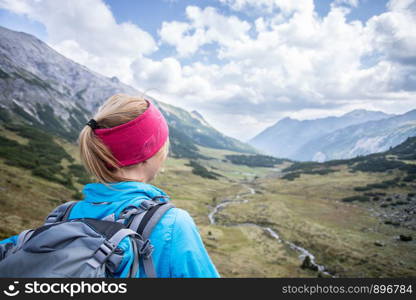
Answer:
[{"left": 91, "top": 100, "right": 169, "bottom": 167}]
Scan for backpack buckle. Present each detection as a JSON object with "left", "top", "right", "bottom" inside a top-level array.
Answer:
[
  {"left": 93, "top": 240, "right": 116, "bottom": 264},
  {"left": 118, "top": 207, "right": 140, "bottom": 220},
  {"left": 119, "top": 200, "right": 156, "bottom": 220},
  {"left": 139, "top": 200, "right": 156, "bottom": 210},
  {"left": 137, "top": 239, "right": 154, "bottom": 259},
  {"left": 45, "top": 213, "right": 60, "bottom": 223},
  {"left": 151, "top": 195, "right": 168, "bottom": 203}
]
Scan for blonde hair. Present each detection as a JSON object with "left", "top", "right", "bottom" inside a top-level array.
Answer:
[{"left": 78, "top": 94, "right": 169, "bottom": 183}]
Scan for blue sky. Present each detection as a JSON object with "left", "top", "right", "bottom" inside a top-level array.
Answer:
[
  {"left": 104, "top": 0, "right": 390, "bottom": 30},
  {"left": 104, "top": 0, "right": 389, "bottom": 63},
  {"left": 0, "top": 0, "right": 415, "bottom": 141},
  {"left": 0, "top": 0, "right": 389, "bottom": 58},
  {"left": 103, "top": 0, "right": 389, "bottom": 35}
]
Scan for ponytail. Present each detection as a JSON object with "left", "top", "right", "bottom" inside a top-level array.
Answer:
[{"left": 78, "top": 94, "right": 168, "bottom": 183}]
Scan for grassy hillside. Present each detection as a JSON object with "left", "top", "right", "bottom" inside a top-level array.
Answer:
[
  {"left": 0, "top": 124, "right": 415, "bottom": 277},
  {"left": 216, "top": 167, "right": 415, "bottom": 277}
]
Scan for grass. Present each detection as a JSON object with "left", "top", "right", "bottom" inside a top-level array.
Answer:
[
  {"left": 0, "top": 125, "right": 415, "bottom": 277},
  {"left": 0, "top": 159, "right": 73, "bottom": 239},
  {"left": 199, "top": 225, "right": 314, "bottom": 277},
  {"left": 214, "top": 167, "right": 416, "bottom": 277},
  {"left": 152, "top": 158, "right": 252, "bottom": 225},
  {"left": 0, "top": 126, "right": 30, "bottom": 145}
]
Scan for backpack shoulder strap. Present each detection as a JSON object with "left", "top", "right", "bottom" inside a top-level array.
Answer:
[
  {"left": 86, "top": 225, "right": 140, "bottom": 271},
  {"left": 15, "top": 229, "right": 34, "bottom": 250},
  {"left": 128, "top": 202, "right": 175, "bottom": 278},
  {"left": 44, "top": 201, "right": 79, "bottom": 225},
  {"left": 138, "top": 202, "right": 175, "bottom": 240}
]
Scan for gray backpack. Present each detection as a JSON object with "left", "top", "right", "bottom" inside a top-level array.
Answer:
[{"left": 0, "top": 198, "right": 174, "bottom": 278}]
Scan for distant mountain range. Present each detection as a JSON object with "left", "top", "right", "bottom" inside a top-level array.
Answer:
[
  {"left": 296, "top": 109, "right": 416, "bottom": 161},
  {"left": 250, "top": 108, "right": 416, "bottom": 161},
  {"left": 0, "top": 26, "right": 256, "bottom": 157}
]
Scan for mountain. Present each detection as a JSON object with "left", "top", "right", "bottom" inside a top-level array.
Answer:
[
  {"left": 0, "top": 26, "right": 255, "bottom": 157},
  {"left": 249, "top": 109, "right": 392, "bottom": 159},
  {"left": 151, "top": 99, "right": 257, "bottom": 158},
  {"left": 386, "top": 135, "right": 416, "bottom": 160},
  {"left": 296, "top": 109, "right": 416, "bottom": 161}
]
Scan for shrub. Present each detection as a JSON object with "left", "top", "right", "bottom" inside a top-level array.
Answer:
[
  {"left": 302, "top": 169, "right": 335, "bottom": 175},
  {"left": 353, "top": 179, "right": 400, "bottom": 192},
  {"left": 0, "top": 124, "right": 79, "bottom": 188},
  {"left": 72, "top": 190, "right": 84, "bottom": 200},
  {"left": 281, "top": 172, "right": 301, "bottom": 181},
  {"left": 68, "top": 164, "right": 91, "bottom": 184},
  {"left": 342, "top": 195, "right": 370, "bottom": 202},
  {"left": 186, "top": 160, "right": 220, "bottom": 180},
  {"left": 282, "top": 161, "right": 335, "bottom": 178},
  {"left": 225, "top": 154, "right": 287, "bottom": 168},
  {"left": 364, "top": 192, "right": 386, "bottom": 197},
  {"left": 283, "top": 162, "right": 322, "bottom": 172},
  {"left": 354, "top": 186, "right": 371, "bottom": 192},
  {"left": 403, "top": 174, "right": 416, "bottom": 182},
  {"left": 352, "top": 158, "right": 407, "bottom": 173}
]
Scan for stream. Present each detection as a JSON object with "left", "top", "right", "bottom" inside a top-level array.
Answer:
[{"left": 209, "top": 185, "right": 334, "bottom": 277}]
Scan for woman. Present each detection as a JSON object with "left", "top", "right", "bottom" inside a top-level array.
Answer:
[{"left": 0, "top": 94, "right": 219, "bottom": 278}]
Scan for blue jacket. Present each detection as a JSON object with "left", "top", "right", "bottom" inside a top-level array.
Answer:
[{"left": 0, "top": 181, "right": 220, "bottom": 278}]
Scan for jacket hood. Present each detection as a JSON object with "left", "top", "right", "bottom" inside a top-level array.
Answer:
[{"left": 82, "top": 181, "right": 170, "bottom": 203}]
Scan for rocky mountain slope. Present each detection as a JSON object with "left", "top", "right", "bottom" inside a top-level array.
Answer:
[{"left": 0, "top": 26, "right": 256, "bottom": 157}]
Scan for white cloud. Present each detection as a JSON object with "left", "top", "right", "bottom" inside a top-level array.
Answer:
[
  {"left": 0, "top": 0, "right": 157, "bottom": 84},
  {"left": 218, "top": 0, "right": 314, "bottom": 15},
  {"left": 159, "top": 6, "right": 251, "bottom": 57},
  {"left": 334, "top": 0, "right": 360, "bottom": 8},
  {"left": 366, "top": 3, "right": 416, "bottom": 66},
  {"left": 387, "top": 0, "right": 416, "bottom": 11},
  {"left": 1, "top": 0, "right": 415, "bottom": 141},
  {"left": 148, "top": 0, "right": 416, "bottom": 140}
]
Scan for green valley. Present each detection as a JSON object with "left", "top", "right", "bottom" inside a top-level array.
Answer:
[{"left": 0, "top": 123, "right": 415, "bottom": 277}]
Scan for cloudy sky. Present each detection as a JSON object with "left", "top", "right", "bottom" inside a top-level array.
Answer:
[{"left": 0, "top": 0, "right": 415, "bottom": 141}]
